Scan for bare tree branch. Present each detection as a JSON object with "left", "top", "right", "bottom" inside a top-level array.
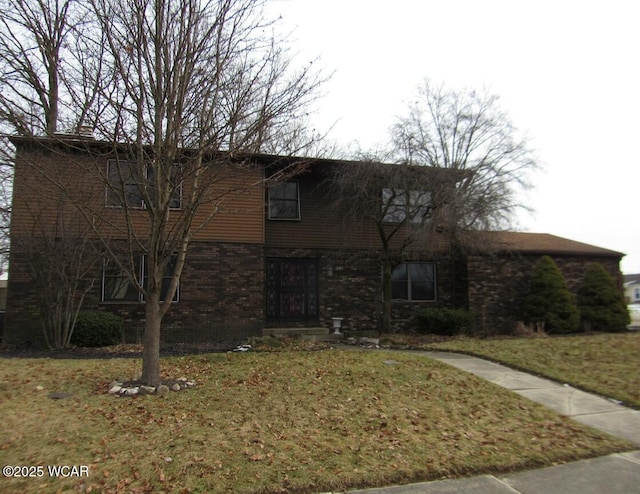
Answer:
[
  {"left": 389, "top": 79, "right": 539, "bottom": 232},
  {"left": 4, "top": 0, "right": 327, "bottom": 385}
]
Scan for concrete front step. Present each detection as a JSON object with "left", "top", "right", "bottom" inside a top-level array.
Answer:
[{"left": 263, "top": 327, "right": 331, "bottom": 336}]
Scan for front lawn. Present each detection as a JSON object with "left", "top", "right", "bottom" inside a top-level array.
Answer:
[
  {"left": 0, "top": 349, "right": 633, "bottom": 493},
  {"left": 424, "top": 332, "right": 640, "bottom": 408}
]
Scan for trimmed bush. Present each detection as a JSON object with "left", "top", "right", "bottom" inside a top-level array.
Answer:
[
  {"left": 415, "top": 307, "right": 474, "bottom": 335},
  {"left": 70, "top": 311, "right": 124, "bottom": 347},
  {"left": 577, "top": 263, "right": 630, "bottom": 332},
  {"left": 522, "top": 256, "right": 580, "bottom": 333}
]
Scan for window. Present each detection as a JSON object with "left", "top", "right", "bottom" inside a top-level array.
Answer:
[
  {"left": 268, "top": 181, "right": 300, "bottom": 220},
  {"left": 391, "top": 262, "right": 436, "bottom": 301},
  {"left": 106, "top": 160, "right": 182, "bottom": 209},
  {"left": 147, "top": 162, "right": 182, "bottom": 210},
  {"left": 142, "top": 255, "right": 179, "bottom": 302},
  {"left": 102, "top": 258, "right": 141, "bottom": 302},
  {"left": 102, "top": 255, "right": 179, "bottom": 302},
  {"left": 382, "top": 188, "right": 432, "bottom": 223},
  {"left": 107, "top": 160, "right": 144, "bottom": 208}
]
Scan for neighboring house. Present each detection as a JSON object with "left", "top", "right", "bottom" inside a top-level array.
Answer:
[
  {"left": 623, "top": 274, "right": 640, "bottom": 305},
  {"left": 3, "top": 135, "right": 626, "bottom": 346}
]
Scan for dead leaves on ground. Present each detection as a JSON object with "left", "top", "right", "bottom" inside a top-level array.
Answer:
[{"left": 0, "top": 350, "right": 632, "bottom": 494}]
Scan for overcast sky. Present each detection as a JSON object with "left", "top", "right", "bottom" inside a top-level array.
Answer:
[{"left": 271, "top": 0, "right": 640, "bottom": 274}]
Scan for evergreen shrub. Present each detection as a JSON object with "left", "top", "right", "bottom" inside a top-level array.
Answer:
[
  {"left": 71, "top": 311, "right": 124, "bottom": 347},
  {"left": 577, "top": 263, "right": 630, "bottom": 331},
  {"left": 415, "top": 307, "right": 474, "bottom": 335},
  {"left": 522, "top": 256, "right": 580, "bottom": 333}
]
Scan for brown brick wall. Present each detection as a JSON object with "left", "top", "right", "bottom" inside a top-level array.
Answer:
[
  {"left": 265, "top": 247, "right": 464, "bottom": 333},
  {"left": 3, "top": 253, "right": 42, "bottom": 346},
  {"left": 7, "top": 225, "right": 623, "bottom": 345},
  {"left": 90, "top": 241, "right": 265, "bottom": 344},
  {"left": 4, "top": 241, "right": 264, "bottom": 347},
  {"left": 467, "top": 253, "right": 623, "bottom": 333}
]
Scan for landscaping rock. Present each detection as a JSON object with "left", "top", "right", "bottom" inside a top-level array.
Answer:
[
  {"left": 108, "top": 385, "right": 122, "bottom": 395},
  {"left": 124, "top": 387, "right": 139, "bottom": 396},
  {"left": 106, "top": 378, "right": 196, "bottom": 397},
  {"left": 233, "top": 344, "right": 251, "bottom": 352},
  {"left": 359, "top": 337, "right": 380, "bottom": 348}
]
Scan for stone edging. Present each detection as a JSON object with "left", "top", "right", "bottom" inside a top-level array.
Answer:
[{"left": 108, "top": 378, "right": 196, "bottom": 396}]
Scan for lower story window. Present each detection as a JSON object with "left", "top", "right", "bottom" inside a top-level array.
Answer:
[
  {"left": 102, "top": 255, "right": 179, "bottom": 302},
  {"left": 102, "top": 258, "right": 141, "bottom": 302},
  {"left": 391, "top": 262, "right": 436, "bottom": 301}
]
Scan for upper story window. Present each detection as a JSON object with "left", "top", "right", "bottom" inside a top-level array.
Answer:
[
  {"left": 391, "top": 262, "right": 436, "bottom": 301},
  {"left": 107, "top": 159, "right": 144, "bottom": 208},
  {"left": 106, "top": 159, "right": 182, "bottom": 210},
  {"left": 268, "top": 181, "right": 300, "bottom": 220},
  {"left": 382, "top": 188, "right": 432, "bottom": 224},
  {"left": 146, "top": 164, "right": 182, "bottom": 210}
]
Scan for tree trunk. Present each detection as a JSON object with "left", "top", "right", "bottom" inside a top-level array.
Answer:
[
  {"left": 141, "top": 293, "right": 162, "bottom": 386},
  {"left": 381, "top": 262, "right": 392, "bottom": 333}
]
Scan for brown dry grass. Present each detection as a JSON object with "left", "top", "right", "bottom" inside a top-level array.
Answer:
[
  {"left": 420, "top": 332, "right": 640, "bottom": 407},
  {"left": 0, "top": 349, "right": 633, "bottom": 493}
]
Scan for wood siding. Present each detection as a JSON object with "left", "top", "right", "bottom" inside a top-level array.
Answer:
[
  {"left": 265, "top": 169, "right": 449, "bottom": 255},
  {"left": 11, "top": 142, "right": 264, "bottom": 245}
]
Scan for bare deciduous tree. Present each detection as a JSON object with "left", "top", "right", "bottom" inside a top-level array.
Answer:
[
  {"left": 0, "top": 0, "right": 93, "bottom": 274},
  {"left": 390, "top": 79, "right": 537, "bottom": 233},
  {"left": 3, "top": 0, "right": 325, "bottom": 385},
  {"left": 327, "top": 155, "right": 458, "bottom": 332},
  {"left": 86, "top": 0, "right": 323, "bottom": 385},
  {"left": 15, "top": 205, "right": 102, "bottom": 349},
  {"left": 0, "top": 0, "right": 76, "bottom": 136},
  {"left": 329, "top": 81, "right": 538, "bottom": 332}
]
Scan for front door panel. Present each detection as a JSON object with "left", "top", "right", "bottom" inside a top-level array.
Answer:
[{"left": 266, "top": 258, "right": 318, "bottom": 321}]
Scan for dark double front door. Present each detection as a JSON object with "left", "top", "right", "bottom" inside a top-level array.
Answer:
[{"left": 266, "top": 258, "right": 319, "bottom": 322}]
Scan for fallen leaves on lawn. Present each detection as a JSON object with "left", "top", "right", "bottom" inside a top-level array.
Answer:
[{"left": 0, "top": 350, "right": 633, "bottom": 494}]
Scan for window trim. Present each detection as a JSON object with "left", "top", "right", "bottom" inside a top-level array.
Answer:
[
  {"left": 390, "top": 261, "right": 437, "bottom": 302},
  {"left": 267, "top": 181, "right": 301, "bottom": 221}
]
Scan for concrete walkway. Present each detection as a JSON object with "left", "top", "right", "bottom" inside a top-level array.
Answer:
[{"left": 343, "top": 351, "right": 640, "bottom": 494}]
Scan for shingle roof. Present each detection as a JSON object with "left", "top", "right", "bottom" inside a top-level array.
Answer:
[
  {"left": 482, "top": 232, "right": 624, "bottom": 257},
  {"left": 623, "top": 274, "right": 640, "bottom": 285}
]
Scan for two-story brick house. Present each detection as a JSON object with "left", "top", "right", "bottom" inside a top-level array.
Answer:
[{"left": 3, "top": 135, "right": 625, "bottom": 346}]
